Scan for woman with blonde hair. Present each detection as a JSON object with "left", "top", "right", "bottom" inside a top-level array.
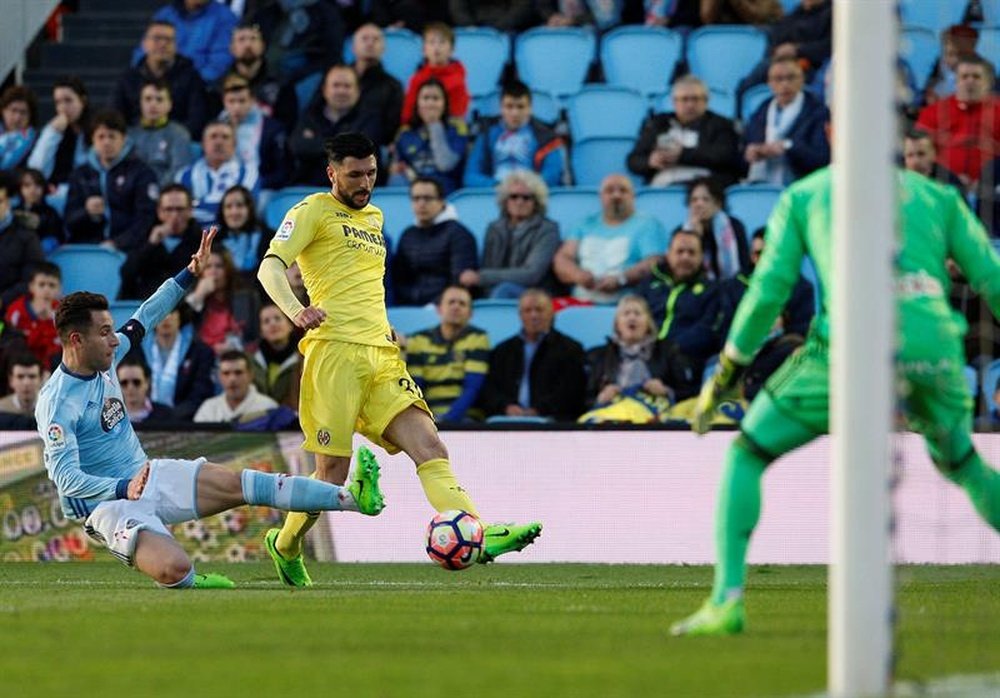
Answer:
[
  {"left": 584, "top": 294, "right": 698, "bottom": 409},
  {"left": 458, "top": 169, "right": 565, "bottom": 299}
]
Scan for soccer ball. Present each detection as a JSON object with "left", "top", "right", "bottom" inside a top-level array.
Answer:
[{"left": 426, "top": 510, "right": 484, "bottom": 570}]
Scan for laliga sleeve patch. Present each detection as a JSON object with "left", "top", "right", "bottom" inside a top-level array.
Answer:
[
  {"left": 275, "top": 218, "right": 294, "bottom": 241},
  {"left": 46, "top": 424, "right": 67, "bottom": 451}
]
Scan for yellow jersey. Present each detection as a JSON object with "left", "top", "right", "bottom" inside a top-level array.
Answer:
[{"left": 265, "top": 192, "right": 393, "bottom": 347}]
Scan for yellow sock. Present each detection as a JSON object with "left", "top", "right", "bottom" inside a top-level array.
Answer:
[
  {"left": 275, "top": 511, "right": 321, "bottom": 559},
  {"left": 416, "top": 458, "right": 480, "bottom": 517}
]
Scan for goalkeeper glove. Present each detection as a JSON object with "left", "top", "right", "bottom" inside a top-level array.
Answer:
[{"left": 691, "top": 353, "right": 746, "bottom": 435}]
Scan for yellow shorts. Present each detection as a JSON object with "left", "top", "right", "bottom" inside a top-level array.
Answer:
[{"left": 298, "top": 337, "right": 432, "bottom": 456}]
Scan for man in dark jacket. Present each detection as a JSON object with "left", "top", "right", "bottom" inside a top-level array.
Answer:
[
  {"left": 113, "top": 20, "right": 209, "bottom": 139},
  {"left": 627, "top": 75, "right": 742, "bottom": 189},
  {"left": 637, "top": 228, "right": 721, "bottom": 375},
  {"left": 393, "top": 178, "right": 478, "bottom": 306},
  {"left": 737, "top": 0, "right": 832, "bottom": 97},
  {"left": 0, "top": 174, "right": 45, "bottom": 307},
  {"left": 743, "top": 56, "right": 830, "bottom": 185},
  {"left": 351, "top": 23, "right": 404, "bottom": 151},
  {"left": 479, "top": 288, "right": 586, "bottom": 421},
  {"left": 289, "top": 64, "right": 386, "bottom": 186},
  {"left": 225, "top": 21, "right": 298, "bottom": 132},
  {"left": 119, "top": 184, "right": 204, "bottom": 299},
  {"left": 64, "top": 109, "right": 159, "bottom": 252},
  {"left": 251, "top": 0, "right": 345, "bottom": 87}
]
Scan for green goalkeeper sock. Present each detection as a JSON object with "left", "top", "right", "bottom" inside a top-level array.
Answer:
[{"left": 710, "top": 437, "right": 767, "bottom": 606}]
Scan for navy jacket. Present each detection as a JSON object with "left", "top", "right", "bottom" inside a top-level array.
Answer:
[
  {"left": 716, "top": 272, "right": 815, "bottom": 340},
  {"left": 119, "top": 220, "right": 204, "bottom": 300},
  {"left": 392, "top": 218, "right": 478, "bottom": 306},
  {"left": 64, "top": 145, "right": 159, "bottom": 252},
  {"left": 637, "top": 261, "right": 721, "bottom": 367},
  {"left": 743, "top": 91, "right": 830, "bottom": 182},
  {"left": 0, "top": 214, "right": 45, "bottom": 307}
]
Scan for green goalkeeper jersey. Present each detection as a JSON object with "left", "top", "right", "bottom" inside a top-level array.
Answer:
[{"left": 726, "top": 167, "right": 1000, "bottom": 364}]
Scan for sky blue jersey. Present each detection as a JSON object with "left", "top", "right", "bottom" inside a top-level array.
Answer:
[{"left": 35, "top": 272, "right": 193, "bottom": 520}]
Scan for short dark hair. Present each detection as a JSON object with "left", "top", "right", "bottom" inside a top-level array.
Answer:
[
  {"left": 218, "top": 349, "right": 250, "bottom": 369},
  {"left": 423, "top": 21, "right": 454, "bottom": 45},
  {"left": 20, "top": 167, "right": 47, "bottom": 190},
  {"left": 906, "top": 128, "right": 933, "bottom": 143},
  {"left": 117, "top": 356, "right": 151, "bottom": 381},
  {"left": 30, "top": 261, "right": 62, "bottom": 282},
  {"left": 55, "top": 292, "right": 109, "bottom": 341},
  {"left": 501, "top": 80, "right": 531, "bottom": 101},
  {"left": 956, "top": 52, "right": 996, "bottom": 78},
  {"left": 686, "top": 176, "right": 726, "bottom": 207},
  {"left": 437, "top": 285, "right": 471, "bottom": 306},
  {"left": 90, "top": 108, "right": 127, "bottom": 136},
  {"left": 410, "top": 176, "right": 444, "bottom": 199},
  {"left": 159, "top": 182, "right": 192, "bottom": 204},
  {"left": 7, "top": 352, "right": 42, "bottom": 376},
  {"left": 324, "top": 132, "right": 377, "bottom": 165},
  {"left": 140, "top": 77, "right": 172, "bottom": 96},
  {"left": 751, "top": 227, "right": 766, "bottom": 242},
  {"left": 222, "top": 73, "right": 251, "bottom": 94},
  {"left": 0, "top": 85, "right": 38, "bottom": 127},
  {"left": 669, "top": 227, "right": 704, "bottom": 250},
  {"left": 52, "top": 75, "right": 88, "bottom": 102},
  {"left": 146, "top": 19, "right": 176, "bottom": 35}
]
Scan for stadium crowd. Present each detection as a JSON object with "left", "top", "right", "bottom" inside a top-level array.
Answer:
[{"left": 2, "top": 0, "right": 999, "bottom": 427}]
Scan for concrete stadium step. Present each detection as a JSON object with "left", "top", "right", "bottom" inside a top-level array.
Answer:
[
  {"left": 81, "top": 0, "right": 162, "bottom": 13},
  {"left": 62, "top": 14, "right": 152, "bottom": 44},
  {"left": 40, "top": 41, "right": 135, "bottom": 72}
]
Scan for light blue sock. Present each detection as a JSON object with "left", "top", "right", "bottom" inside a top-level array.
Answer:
[
  {"left": 240, "top": 470, "right": 353, "bottom": 512},
  {"left": 158, "top": 567, "right": 195, "bottom": 590}
]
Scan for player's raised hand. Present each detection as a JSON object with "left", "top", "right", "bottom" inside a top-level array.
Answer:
[
  {"left": 188, "top": 226, "right": 218, "bottom": 276},
  {"left": 691, "top": 353, "right": 745, "bottom": 435},
  {"left": 293, "top": 305, "right": 327, "bottom": 330}
]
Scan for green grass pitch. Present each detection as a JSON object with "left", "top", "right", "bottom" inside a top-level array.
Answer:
[{"left": 1, "top": 563, "right": 998, "bottom": 697}]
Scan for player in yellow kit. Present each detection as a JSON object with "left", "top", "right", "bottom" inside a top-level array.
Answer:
[{"left": 256, "top": 133, "right": 542, "bottom": 585}]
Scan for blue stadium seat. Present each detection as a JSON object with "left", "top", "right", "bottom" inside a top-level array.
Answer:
[
  {"left": 726, "top": 185, "right": 784, "bottom": 239},
  {"left": 447, "top": 188, "right": 498, "bottom": 258},
  {"left": 547, "top": 187, "right": 599, "bottom": 235},
  {"left": 372, "top": 188, "right": 414, "bottom": 242},
  {"left": 382, "top": 28, "right": 424, "bottom": 86},
  {"left": 982, "top": 0, "right": 1000, "bottom": 26},
  {"left": 388, "top": 305, "right": 439, "bottom": 336},
  {"left": 263, "top": 187, "right": 323, "bottom": 229},
  {"left": 599, "top": 26, "right": 683, "bottom": 97},
  {"left": 964, "top": 365, "right": 979, "bottom": 398},
  {"left": 708, "top": 88, "right": 737, "bottom": 120},
  {"left": 470, "top": 304, "right": 521, "bottom": 345},
  {"left": 453, "top": 27, "right": 510, "bottom": 98},
  {"left": 46, "top": 189, "right": 66, "bottom": 217},
  {"left": 48, "top": 245, "right": 126, "bottom": 299},
  {"left": 294, "top": 71, "right": 322, "bottom": 112},
  {"left": 484, "top": 415, "right": 554, "bottom": 424},
  {"left": 108, "top": 300, "right": 142, "bottom": 330},
  {"left": 554, "top": 305, "right": 617, "bottom": 349},
  {"left": 571, "top": 137, "right": 635, "bottom": 186},
  {"left": 468, "top": 90, "right": 562, "bottom": 125},
  {"left": 777, "top": 0, "right": 799, "bottom": 12},
  {"left": 566, "top": 86, "right": 649, "bottom": 141},
  {"left": 514, "top": 27, "right": 596, "bottom": 97},
  {"left": 686, "top": 26, "right": 768, "bottom": 97},
  {"left": 900, "top": 27, "right": 940, "bottom": 92},
  {"left": 977, "top": 28, "right": 1000, "bottom": 73},
  {"left": 983, "top": 359, "right": 1000, "bottom": 411},
  {"left": 899, "top": 0, "right": 967, "bottom": 33},
  {"left": 635, "top": 186, "right": 687, "bottom": 234},
  {"left": 740, "top": 82, "right": 772, "bottom": 121}
]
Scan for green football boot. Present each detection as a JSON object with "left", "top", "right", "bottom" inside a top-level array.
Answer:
[
  {"left": 193, "top": 572, "right": 236, "bottom": 589},
  {"left": 348, "top": 445, "right": 385, "bottom": 516},
  {"left": 479, "top": 522, "right": 543, "bottom": 563},
  {"left": 670, "top": 597, "right": 745, "bottom": 637},
  {"left": 264, "top": 527, "right": 313, "bottom": 588}
]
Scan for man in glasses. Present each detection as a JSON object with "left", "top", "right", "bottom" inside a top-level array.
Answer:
[
  {"left": 392, "top": 176, "right": 477, "bottom": 306},
  {"left": 116, "top": 357, "right": 174, "bottom": 425},
  {"left": 627, "top": 75, "right": 742, "bottom": 189}
]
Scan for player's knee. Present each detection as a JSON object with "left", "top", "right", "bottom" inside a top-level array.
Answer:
[{"left": 155, "top": 553, "right": 193, "bottom": 586}]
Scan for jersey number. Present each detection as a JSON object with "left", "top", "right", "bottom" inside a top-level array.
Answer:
[{"left": 398, "top": 378, "right": 423, "bottom": 398}]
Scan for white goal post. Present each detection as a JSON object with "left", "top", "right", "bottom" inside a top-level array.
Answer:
[{"left": 830, "top": 0, "right": 896, "bottom": 696}]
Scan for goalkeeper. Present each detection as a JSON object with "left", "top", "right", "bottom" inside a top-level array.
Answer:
[{"left": 671, "top": 164, "right": 1000, "bottom": 636}]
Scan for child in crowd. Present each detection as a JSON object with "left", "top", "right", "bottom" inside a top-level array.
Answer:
[
  {"left": 400, "top": 22, "right": 470, "bottom": 124},
  {"left": 4, "top": 261, "right": 62, "bottom": 370},
  {"left": 16, "top": 169, "right": 64, "bottom": 254}
]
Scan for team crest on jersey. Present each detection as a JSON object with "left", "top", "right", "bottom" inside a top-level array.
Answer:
[
  {"left": 317, "top": 429, "right": 331, "bottom": 446},
  {"left": 101, "top": 397, "right": 127, "bottom": 432},
  {"left": 275, "top": 218, "right": 294, "bottom": 241},
  {"left": 47, "top": 424, "right": 67, "bottom": 451}
]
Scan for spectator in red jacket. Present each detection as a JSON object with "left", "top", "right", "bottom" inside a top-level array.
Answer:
[
  {"left": 3, "top": 261, "right": 62, "bottom": 370},
  {"left": 400, "top": 22, "right": 469, "bottom": 124},
  {"left": 916, "top": 53, "right": 1000, "bottom": 187}
]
